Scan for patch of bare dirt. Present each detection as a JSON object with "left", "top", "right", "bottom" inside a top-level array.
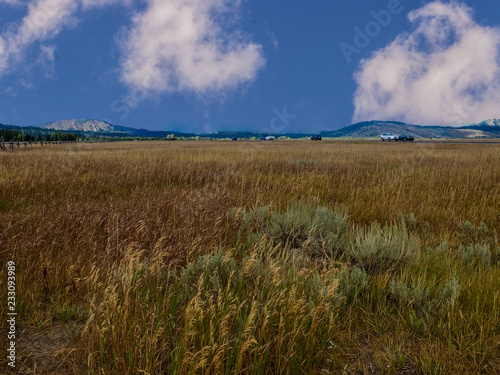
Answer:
[{"left": 1, "top": 323, "right": 82, "bottom": 374}]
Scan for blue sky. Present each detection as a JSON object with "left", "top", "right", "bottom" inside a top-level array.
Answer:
[{"left": 0, "top": 0, "right": 500, "bottom": 133}]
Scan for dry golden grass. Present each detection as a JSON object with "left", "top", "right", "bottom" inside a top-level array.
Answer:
[{"left": 0, "top": 140, "right": 499, "bottom": 374}]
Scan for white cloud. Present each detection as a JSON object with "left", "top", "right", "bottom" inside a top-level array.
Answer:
[
  {"left": 0, "top": 36, "right": 7, "bottom": 72},
  {"left": 119, "top": 0, "right": 265, "bottom": 95},
  {"left": 0, "top": 0, "right": 78, "bottom": 76},
  {"left": 38, "top": 44, "right": 56, "bottom": 77},
  {"left": 5, "top": 86, "right": 17, "bottom": 97},
  {"left": 265, "top": 28, "right": 279, "bottom": 50},
  {"left": 79, "top": 0, "right": 128, "bottom": 10},
  {"left": 0, "top": 0, "right": 23, "bottom": 6},
  {"left": 353, "top": 1, "right": 500, "bottom": 126},
  {"left": 16, "top": 0, "right": 78, "bottom": 44},
  {"left": 0, "top": 0, "right": 127, "bottom": 77},
  {"left": 0, "top": 0, "right": 263, "bottom": 96}
]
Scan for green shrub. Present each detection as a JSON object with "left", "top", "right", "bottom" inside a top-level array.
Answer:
[
  {"left": 389, "top": 277, "right": 460, "bottom": 314},
  {"left": 179, "top": 250, "right": 238, "bottom": 298},
  {"left": 337, "top": 266, "right": 369, "bottom": 304},
  {"left": 458, "top": 221, "right": 492, "bottom": 244},
  {"left": 232, "top": 202, "right": 348, "bottom": 258},
  {"left": 458, "top": 220, "right": 474, "bottom": 236},
  {"left": 439, "top": 277, "right": 461, "bottom": 306},
  {"left": 347, "top": 220, "right": 420, "bottom": 272},
  {"left": 230, "top": 205, "right": 270, "bottom": 233},
  {"left": 425, "top": 241, "right": 449, "bottom": 257},
  {"left": 460, "top": 244, "right": 491, "bottom": 268},
  {"left": 477, "top": 222, "right": 489, "bottom": 236},
  {"left": 397, "top": 212, "right": 418, "bottom": 229},
  {"left": 389, "top": 279, "right": 430, "bottom": 312},
  {"left": 268, "top": 203, "right": 347, "bottom": 256}
]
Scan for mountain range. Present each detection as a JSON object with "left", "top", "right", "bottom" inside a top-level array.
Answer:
[
  {"left": 320, "top": 120, "right": 500, "bottom": 138},
  {"left": 41, "top": 119, "right": 194, "bottom": 137},
  {"left": 2, "top": 118, "right": 500, "bottom": 139}
]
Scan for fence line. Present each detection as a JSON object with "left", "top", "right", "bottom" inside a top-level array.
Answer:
[{"left": 0, "top": 140, "right": 78, "bottom": 150}]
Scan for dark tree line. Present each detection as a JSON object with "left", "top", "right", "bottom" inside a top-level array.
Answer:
[
  {"left": 0, "top": 129, "right": 26, "bottom": 141},
  {"left": 44, "top": 132, "right": 79, "bottom": 142},
  {"left": 0, "top": 129, "right": 78, "bottom": 142}
]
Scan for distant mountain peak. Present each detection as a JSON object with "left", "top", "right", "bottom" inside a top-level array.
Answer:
[
  {"left": 479, "top": 119, "right": 500, "bottom": 127},
  {"left": 37, "top": 118, "right": 195, "bottom": 138},
  {"left": 43, "top": 119, "right": 119, "bottom": 133}
]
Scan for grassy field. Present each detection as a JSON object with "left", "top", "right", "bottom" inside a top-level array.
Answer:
[{"left": 0, "top": 140, "right": 499, "bottom": 374}]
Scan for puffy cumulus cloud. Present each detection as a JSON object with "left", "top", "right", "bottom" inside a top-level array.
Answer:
[
  {"left": 353, "top": 1, "right": 500, "bottom": 126},
  {"left": 0, "top": 0, "right": 263, "bottom": 95},
  {"left": 16, "top": 0, "right": 78, "bottom": 44},
  {"left": 0, "top": 0, "right": 127, "bottom": 77},
  {"left": 119, "top": 0, "right": 265, "bottom": 95},
  {"left": 0, "top": 0, "right": 78, "bottom": 77}
]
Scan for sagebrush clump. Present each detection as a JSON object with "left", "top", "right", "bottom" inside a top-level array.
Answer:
[
  {"left": 232, "top": 202, "right": 348, "bottom": 257},
  {"left": 460, "top": 243, "right": 491, "bottom": 268},
  {"left": 346, "top": 219, "right": 421, "bottom": 272}
]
